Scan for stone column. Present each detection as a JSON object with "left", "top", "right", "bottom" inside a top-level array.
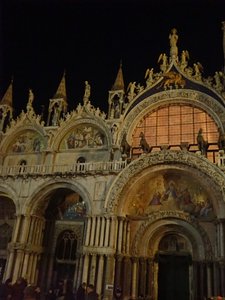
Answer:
[
  {"left": 89, "top": 254, "right": 97, "bottom": 285},
  {"left": 146, "top": 258, "right": 154, "bottom": 299},
  {"left": 114, "top": 255, "right": 123, "bottom": 290},
  {"left": 219, "top": 261, "right": 225, "bottom": 296},
  {"left": 139, "top": 258, "right": 146, "bottom": 297},
  {"left": 104, "top": 217, "right": 110, "bottom": 247},
  {"left": 96, "top": 255, "right": 104, "bottom": 296},
  {"left": 213, "top": 261, "right": 219, "bottom": 296},
  {"left": 117, "top": 218, "right": 124, "bottom": 254},
  {"left": 131, "top": 257, "right": 138, "bottom": 299},
  {"left": 206, "top": 262, "right": 213, "bottom": 298},
  {"left": 109, "top": 217, "right": 116, "bottom": 248},
  {"left": 99, "top": 217, "right": 105, "bottom": 247},
  {"left": 126, "top": 222, "right": 130, "bottom": 254},
  {"left": 122, "top": 220, "right": 127, "bottom": 253},
  {"left": 90, "top": 217, "right": 96, "bottom": 247},
  {"left": 95, "top": 217, "right": 101, "bottom": 246},
  {"left": 104, "top": 255, "right": 115, "bottom": 300},
  {"left": 85, "top": 217, "right": 91, "bottom": 246},
  {"left": 4, "top": 251, "right": 15, "bottom": 280},
  {"left": 12, "top": 214, "right": 22, "bottom": 243},
  {"left": 122, "top": 257, "right": 132, "bottom": 299},
  {"left": 82, "top": 254, "right": 90, "bottom": 283}
]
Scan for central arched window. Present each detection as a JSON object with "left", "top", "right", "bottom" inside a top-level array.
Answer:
[{"left": 132, "top": 104, "right": 218, "bottom": 147}]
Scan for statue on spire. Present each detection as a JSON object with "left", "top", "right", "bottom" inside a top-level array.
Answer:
[
  {"left": 26, "top": 89, "right": 34, "bottom": 113},
  {"left": 83, "top": 81, "right": 91, "bottom": 104},
  {"left": 169, "top": 28, "right": 178, "bottom": 60}
]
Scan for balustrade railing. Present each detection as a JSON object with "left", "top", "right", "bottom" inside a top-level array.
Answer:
[{"left": 0, "top": 160, "right": 127, "bottom": 176}]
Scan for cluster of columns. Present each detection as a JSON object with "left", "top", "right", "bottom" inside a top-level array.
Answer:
[
  {"left": 193, "top": 260, "right": 225, "bottom": 299},
  {"left": 4, "top": 214, "right": 45, "bottom": 284},
  {"left": 114, "top": 256, "right": 154, "bottom": 299}
]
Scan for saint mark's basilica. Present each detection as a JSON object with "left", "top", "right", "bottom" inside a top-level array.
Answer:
[{"left": 0, "top": 23, "right": 225, "bottom": 300}]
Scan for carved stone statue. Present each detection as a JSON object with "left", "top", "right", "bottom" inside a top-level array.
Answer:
[
  {"left": 83, "top": 81, "right": 91, "bottom": 102},
  {"left": 169, "top": 28, "right": 178, "bottom": 59},
  {"left": 127, "top": 82, "right": 136, "bottom": 101},
  {"left": 158, "top": 53, "right": 168, "bottom": 72},
  {"left": 121, "top": 134, "right": 131, "bottom": 157},
  {"left": 180, "top": 50, "right": 189, "bottom": 71},
  {"left": 197, "top": 128, "right": 208, "bottom": 156},
  {"left": 145, "top": 68, "right": 154, "bottom": 87},
  {"left": 139, "top": 132, "right": 151, "bottom": 153},
  {"left": 27, "top": 89, "right": 34, "bottom": 112}
]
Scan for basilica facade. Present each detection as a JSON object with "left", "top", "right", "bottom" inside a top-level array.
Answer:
[{"left": 1, "top": 25, "right": 225, "bottom": 300}]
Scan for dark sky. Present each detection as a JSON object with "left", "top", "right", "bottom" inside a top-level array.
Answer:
[{"left": 0, "top": 0, "right": 225, "bottom": 116}]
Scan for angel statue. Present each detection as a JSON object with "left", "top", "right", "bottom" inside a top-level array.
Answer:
[
  {"left": 193, "top": 62, "right": 203, "bottom": 81},
  {"left": 214, "top": 71, "right": 224, "bottom": 92},
  {"left": 158, "top": 53, "right": 168, "bottom": 72},
  {"left": 145, "top": 68, "right": 154, "bottom": 87},
  {"left": 180, "top": 50, "right": 189, "bottom": 71},
  {"left": 127, "top": 81, "right": 136, "bottom": 101}
]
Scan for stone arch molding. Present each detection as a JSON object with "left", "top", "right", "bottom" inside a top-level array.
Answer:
[
  {"left": 26, "top": 179, "right": 92, "bottom": 216},
  {"left": 131, "top": 210, "right": 213, "bottom": 260},
  {"left": 120, "top": 90, "right": 225, "bottom": 144},
  {"left": 105, "top": 150, "right": 225, "bottom": 213}
]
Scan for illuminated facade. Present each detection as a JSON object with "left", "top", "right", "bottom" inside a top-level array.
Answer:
[{"left": 1, "top": 25, "right": 225, "bottom": 299}]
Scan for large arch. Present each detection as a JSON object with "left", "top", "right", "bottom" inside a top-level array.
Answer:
[
  {"left": 105, "top": 150, "right": 225, "bottom": 215},
  {"left": 119, "top": 90, "right": 225, "bottom": 144},
  {"left": 130, "top": 211, "right": 213, "bottom": 260},
  {"left": 25, "top": 179, "right": 93, "bottom": 216}
]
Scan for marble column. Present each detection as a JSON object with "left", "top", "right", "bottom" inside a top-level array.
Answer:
[
  {"left": 104, "top": 217, "right": 110, "bottom": 247},
  {"left": 95, "top": 217, "right": 101, "bottom": 246},
  {"left": 90, "top": 217, "right": 96, "bottom": 247},
  {"left": 99, "top": 217, "right": 105, "bottom": 247},
  {"left": 117, "top": 218, "right": 124, "bottom": 254},
  {"left": 89, "top": 254, "right": 97, "bottom": 285},
  {"left": 122, "top": 257, "right": 132, "bottom": 299},
  {"left": 219, "top": 261, "right": 225, "bottom": 296},
  {"left": 104, "top": 255, "right": 115, "bottom": 299},
  {"left": 146, "top": 258, "right": 154, "bottom": 299},
  {"left": 109, "top": 217, "right": 117, "bottom": 248},
  {"left": 206, "top": 262, "right": 213, "bottom": 298},
  {"left": 139, "top": 258, "right": 146, "bottom": 297},
  {"left": 96, "top": 255, "right": 104, "bottom": 296},
  {"left": 82, "top": 254, "right": 90, "bottom": 283},
  {"left": 85, "top": 217, "right": 91, "bottom": 246},
  {"left": 131, "top": 257, "right": 138, "bottom": 299},
  {"left": 114, "top": 255, "right": 123, "bottom": 290},
  {"left": 213, "top": 261, "right": 219, "bottom": 296}
]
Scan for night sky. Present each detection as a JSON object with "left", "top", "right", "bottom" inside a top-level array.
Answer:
[{"left": 0, "top": 0, "right": 225, "bottom": 117}]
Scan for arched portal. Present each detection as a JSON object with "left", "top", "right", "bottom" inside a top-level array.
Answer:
[{"left": 0, "top": 196, "right": 16, "bottom": 281}]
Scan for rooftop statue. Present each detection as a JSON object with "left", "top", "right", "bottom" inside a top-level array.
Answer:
[
  {"left": 158, "top": 53, "right": 168, "bottom": 72},
  {"left": 169, "top": 28, "right": 178, "bottom": 59},
  {"left": 83, "top": 81, "right": 91, "bottom": 103}
]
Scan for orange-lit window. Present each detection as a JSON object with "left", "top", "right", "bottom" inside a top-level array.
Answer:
[{"left": 132, "top": 105, "right": 218, "bottom": 147}]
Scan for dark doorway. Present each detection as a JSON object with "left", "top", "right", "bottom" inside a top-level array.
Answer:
[{"left": 157, "top": 254, "right": 190, "bottom": 300}]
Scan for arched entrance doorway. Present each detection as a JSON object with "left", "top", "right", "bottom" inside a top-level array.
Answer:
[
  {"left": 36, "top": 187, "right": 87, "bottom": 291},
  {"left": 156, "top": 234, "right": 191, "bottom": 300},
  {"left": 0, "top": 196, "right": 16, "bottom": 281}
]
